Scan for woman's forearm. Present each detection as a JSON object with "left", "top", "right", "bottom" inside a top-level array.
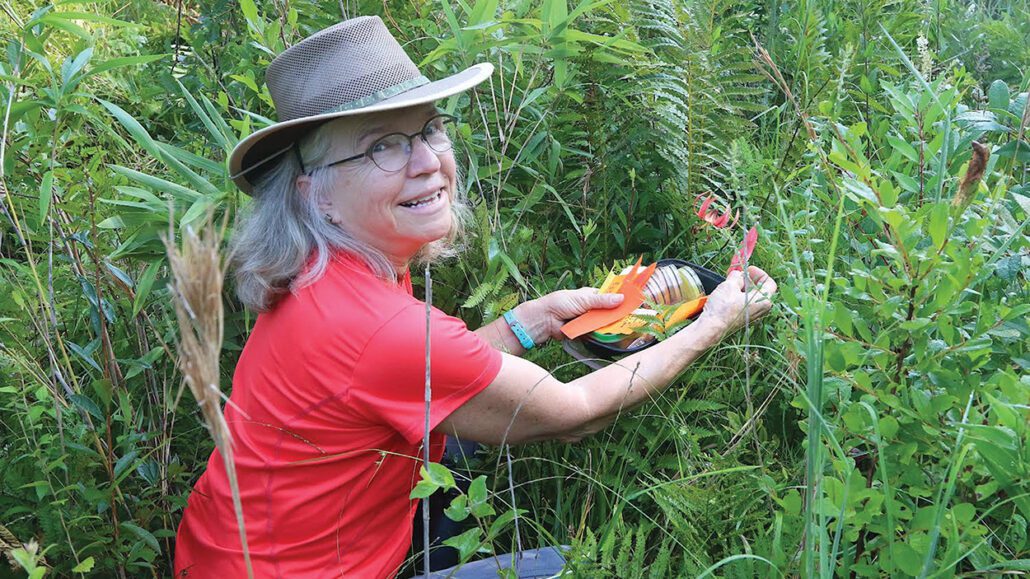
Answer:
[
  {"left": 474, "top": 316, "right": 527, "bottom": 355},
  {"left": 473, "top": 300, "right": 549, "bottom": 356},
  {"left": 561, "top": 316, "right": 727, "bottom": 439}
]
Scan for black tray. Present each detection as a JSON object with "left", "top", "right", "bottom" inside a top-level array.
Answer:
[{"left": 578, "top": 259, "right": 724, "bottom": 360}]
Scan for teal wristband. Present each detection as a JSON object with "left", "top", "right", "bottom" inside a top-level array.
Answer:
[{"left": 503, "top": 310, "right": 536, "bottom": 350}]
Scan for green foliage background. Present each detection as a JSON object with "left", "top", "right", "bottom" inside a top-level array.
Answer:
[{"left": 0, "top": 0, "right": 1027, "bottom": 576}]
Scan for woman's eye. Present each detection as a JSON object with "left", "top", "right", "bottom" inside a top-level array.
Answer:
[{"left": 371, "top": 141, "right": 393, "bottom": 154}]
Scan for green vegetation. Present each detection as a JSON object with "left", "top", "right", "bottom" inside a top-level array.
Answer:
[{"left": 1, "top": 0, "right": 1027, "bottom": 576}]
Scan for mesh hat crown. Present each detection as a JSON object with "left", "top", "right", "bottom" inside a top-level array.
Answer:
[{"left": 228, "top": 15, "right": 493, "bottom": 194}]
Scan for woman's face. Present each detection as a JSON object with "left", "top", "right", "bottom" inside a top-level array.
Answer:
[{"left": 307, "top": 105, "right": 457, "bottom": 268}]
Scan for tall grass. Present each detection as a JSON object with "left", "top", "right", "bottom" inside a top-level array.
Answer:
[{"left": 164, "top": 218, "right": 253, "bottom": 578}]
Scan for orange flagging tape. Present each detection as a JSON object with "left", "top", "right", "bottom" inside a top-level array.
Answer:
[{"left": 560, "top": 257, "right": 657, "bottom": 339}]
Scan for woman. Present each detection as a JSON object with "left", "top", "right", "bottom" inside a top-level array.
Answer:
[{"left": 174, "top": 15, "right": 777, "bottom": 578}]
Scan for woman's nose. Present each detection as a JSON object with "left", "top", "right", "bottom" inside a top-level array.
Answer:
[{"left": 406, "top": 136, "right": 442, "bottom": 176}]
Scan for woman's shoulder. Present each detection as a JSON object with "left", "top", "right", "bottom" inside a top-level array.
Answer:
[{"left": 271, "top": 252, "right": 417, "bottom": 335}]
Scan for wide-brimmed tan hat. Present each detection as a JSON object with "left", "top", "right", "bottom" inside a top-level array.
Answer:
[{"left": 228, "top": 15, "right": 493, "bottom": 194}]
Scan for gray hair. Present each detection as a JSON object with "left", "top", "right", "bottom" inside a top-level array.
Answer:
[{"left": 230, "top": 119, "right": 470, "bottom": 312}]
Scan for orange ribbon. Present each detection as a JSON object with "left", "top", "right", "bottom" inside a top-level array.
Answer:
[{"left": 560, "top": 257, "right": 657, "bottom": 339}]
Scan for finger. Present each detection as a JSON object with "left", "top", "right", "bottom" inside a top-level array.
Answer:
[
  {"left": 570, "top": 287, "right": 622, "bottom": 309},
  {"left": 746, "top": 265, "right": 771, "bottom": 283},
  {"left": 744, "top": 292, "right": 773, "bottom": 318},
  {"left": 745, "top": 287, "right": 775, "bottom": 304},
  {"left": 589, "top": 292, "right": 624, "bottom": 309},
  {"left": 722, "top": 270, "right": 746, "bottom": 291},
  {"left": 745, "top": 268, "right": 776, "bottom": 294},
  {"left": 757, "top": 275, "right": 778, "bottom": 295}
]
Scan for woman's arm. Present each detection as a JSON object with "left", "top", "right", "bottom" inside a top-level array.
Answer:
[
  {"left": 473, "top": 289, "right": 623, "bottom": 355},
  {"left": 438, "top": 267, "right": 777, "bottom": 445}
]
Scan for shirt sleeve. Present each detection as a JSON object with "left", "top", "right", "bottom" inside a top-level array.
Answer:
[{"left": 350, "top": 303, "right": 502, "bottom": 444}]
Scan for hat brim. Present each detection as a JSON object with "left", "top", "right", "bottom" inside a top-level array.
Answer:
[{"left": 229, "top": 62, "right": 494, "bottom": 194}]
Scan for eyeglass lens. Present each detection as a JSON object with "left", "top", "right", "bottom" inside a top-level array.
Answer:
[{"left": 371, "top": 116, "right": 456, "bottom": 172}]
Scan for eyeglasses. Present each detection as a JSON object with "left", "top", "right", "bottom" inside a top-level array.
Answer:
[{"left": 305, "top": 114, "right": 458, "bottom": 174}]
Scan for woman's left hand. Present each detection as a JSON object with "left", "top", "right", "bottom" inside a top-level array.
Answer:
[{"left": 516, "top": 288, "right": 624, "bottom": 345}]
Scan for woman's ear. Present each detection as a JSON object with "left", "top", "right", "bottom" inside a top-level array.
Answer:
[
  {"left": 298, "top": 175, "right": 336, "bottom": 224},
  {"left": 296, "top": 174, "right": 312, "bottom": 197},
  {"left": 313, "top": 188, "right": 339, "bottom": 225}
]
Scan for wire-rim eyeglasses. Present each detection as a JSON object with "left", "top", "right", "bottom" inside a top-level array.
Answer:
[{"left": 296, "top": 113, "right": 458, "bottom": 175}]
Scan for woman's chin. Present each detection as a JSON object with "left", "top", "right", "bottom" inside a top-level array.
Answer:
[
  {"left": 400, "top": 205, "right": 452, "bottom": 239},
  {"left": 396, "top": 219, "right": 452, "bottom": 256}
]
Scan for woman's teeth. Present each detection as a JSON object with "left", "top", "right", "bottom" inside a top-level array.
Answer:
[{"left": 400, "top": 190, "right": 443, "bottom": 208}]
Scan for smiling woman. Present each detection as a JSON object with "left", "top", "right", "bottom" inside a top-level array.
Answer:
[
  {"left": 173, "top": 14, "right": 776, "bottom": 579},
  {"left": 230, "top": 106, "right": 470, "bottom": 312},
  {"left": 300, "top": 109, "right": 462, "bottom": 270}
]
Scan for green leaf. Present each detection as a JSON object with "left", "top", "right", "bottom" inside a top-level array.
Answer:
[
  {"left": 137, "top": 459, "right": 160, "bottom": 486},
  {"left": 72, "top": 556, "right": 95, "bottom": 572},
  {"left": 104, "top": 261, "right": 133, "bottom": 288},
  {"left": 779, "top": 489, "right": 802, "bottom": 516},
  {"left": 442, "top": 527, "right": 483, "bottom": 562},
  {"left": 67, "top": 341, "right": 102, "bottom": 373},
  {"left": 842, "top": 178, "right": 878, "bottom": 205},
  {"left": 467, "top": 476, "right": 495, "bottom": 518},
  {"left": 120, "top": 522, "right": 160, "bottom": 553},
  {"left": 929, "top": 202, "right": 948, "bottom": 249},
  {"left": 994, "top": 141, "right": 1030, "bottom": 163},
  {"left": 32, "top": 15, "right": 91, "bottom": 39},
  {"left": 988, "top": 79, "right": 1010, "bottom": 111},
  {"left": 469, "top": 498, "right": 495, "bottom": 519},
  {"left": 114, "top": 450, "right": 139, "bottom": 480},
  {"left": 467, "top": 0, "right": 499, "bottom": 25},
  {"left": 497, "top": 251, "right": 528, "bottom": 291},
  {"left": 424, "top": 462, "right": 456, "bottom": 489},
  {"left": 982, "top": 560, "right": 1030, "bottom": 571},
  {"left": 38, "top": 170, "right": 53, "bottom": 223},
  {"left": 10, "top": 547, "right": 41, "bottom": 573},
  {"left": 410, "top": 462, "right": 457, "bottom": 498},
  {"left": 444, "top": 494, "right": 470, "bottom": 522},
  {"left": 886, "top": 134, "right": 919, "bottom": 163},
  {"left": 69, "top": 393, "right": 104, "bottom": 420},
  {"left": 99, "top": 100, "right": 219, "bottom": 197},
  {"left": 879, "top": 415, "right": 899, "bottom": 440},
  {"left": 61, "top": 46, "right": 93, "bottom": 88},
  {"left": 957, "top": 110, "right": 1010, "bottom": 133},
  {"left": 180, "top": 197, "right": 215, "bottom": 227},
  {"left": 468, "top": 475, "right": 488, "bottom": 504},
  {"left": 132, "top": 260, "right": 162, "bottom": 317},
  {"left": 995, "top": 255, "right": 1021, "bottom": 281},
  {"left": 91, "top": 378, "right": 113, "bottom": 409},
  {"left": 109, "top": 165, "right": 200, "bottom": 202},
  {"left": 487, "top": 508, "right": 522, "bottom": 538},
  {"left": 410, "top": 480, "right": 436, "bottom": 499},
  {"left": 893, "top": 542, "right": 923, "bottom": 576},
  {"left": 31, "top": 11, "right": 137, "bottom": 27},
  {"left": 176, "top": 79, "right": 231, "bottom": 151},
  {"left": 239, "top": 0, "right": 264, "bottom": 37},
  {"left": 86, "top": 54, "right": 167, "bottom": 78}
]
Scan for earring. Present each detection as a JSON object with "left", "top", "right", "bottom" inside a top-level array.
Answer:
[{"left": 323, "top": 213, "right": 333, "bottom": 223}]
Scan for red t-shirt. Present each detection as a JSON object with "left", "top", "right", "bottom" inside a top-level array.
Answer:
[{"left": 174, "top": 252, "right": 502, "bottom": 578}]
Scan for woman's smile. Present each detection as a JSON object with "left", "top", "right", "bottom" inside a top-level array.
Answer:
[{"left": 398, "top": 187, "right": 447, "bottom": 211}]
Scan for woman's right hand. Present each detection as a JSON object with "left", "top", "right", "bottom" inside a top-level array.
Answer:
[{"left": 698, "top": 266, "right": 778, "bottom": 335}]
